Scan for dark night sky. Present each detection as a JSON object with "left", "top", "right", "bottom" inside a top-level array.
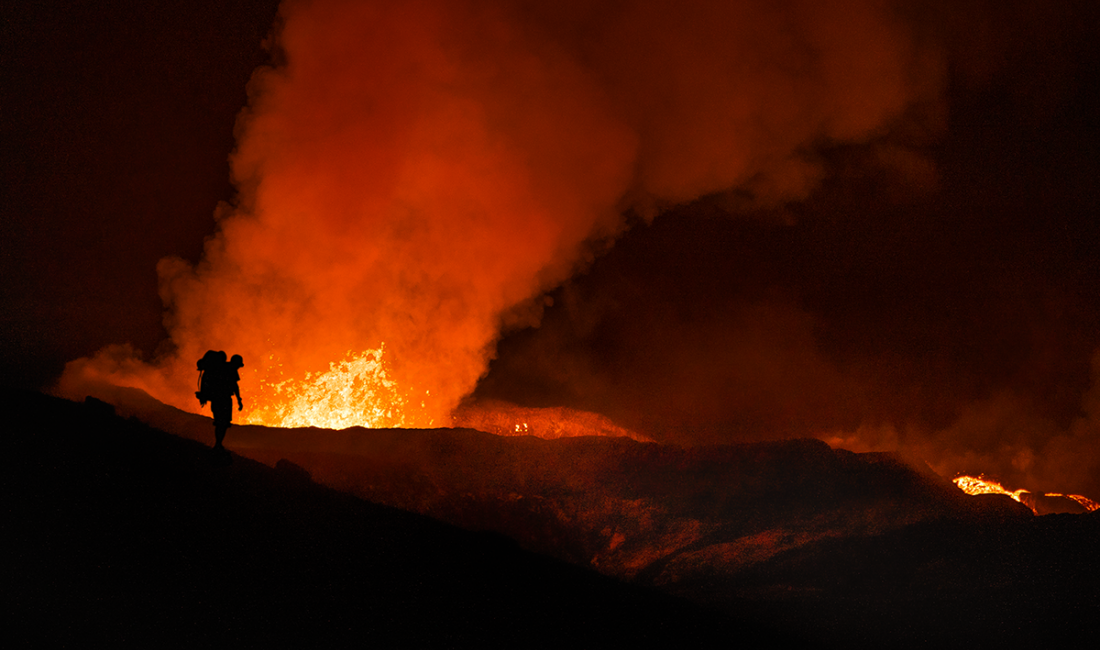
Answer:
[
  {"left": 3, "top": 1, "right": 1100, "bottom": 493},
  {"left": 2, "top": 0, "right": 280, "bottom": 388}
]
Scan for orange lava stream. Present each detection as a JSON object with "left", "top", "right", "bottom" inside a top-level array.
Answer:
[
  {"left": 954, "top": 475, "right": 1029, "bottom": 502},
  {"left": 953, "top": 475, "right": 1100, "bottom": 513},
  {"left": 1045, "top": 493, "right": 1100, "bottom": 512}
]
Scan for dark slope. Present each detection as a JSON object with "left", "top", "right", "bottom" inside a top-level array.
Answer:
[
  {"left": 24, "top": 385, "right": 1100, "bottom": 647},
  {"left": 681, "top": 509, "right": 1100, "bottom": 647},
  {"left": 233, "top": 428, "right": 1100, "bottom": 646},
  {"left": 4, "top": 391, "right": 763, "bottom": 648}
]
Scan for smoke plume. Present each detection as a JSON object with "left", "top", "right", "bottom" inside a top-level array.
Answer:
[
  {"left": 916, "top": 349, "right": 1100, "bottom": 499},
  {"left": 60, "top": 0, "right": 943, "bottom": 426}
]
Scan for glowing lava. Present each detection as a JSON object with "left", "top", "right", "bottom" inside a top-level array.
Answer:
[
  {"left": 452, "top": 400, "right": 652, "bottom": 441},
  {"left": 1045, "top": 493, "right": 1100, "bottom": 512},
  {"left": 240, "top": 345, "right": 432, "bottom": 430},
  {"left": 953, "top": 475, "right": 1099, "bottom": 514}
]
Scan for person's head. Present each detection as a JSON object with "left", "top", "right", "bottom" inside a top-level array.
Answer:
[
  {"left": 217, "top": 351, "right": 228, "bottom": 363},
  {"left": 230, "top": 354, "right": 244, "bottom": 368}
]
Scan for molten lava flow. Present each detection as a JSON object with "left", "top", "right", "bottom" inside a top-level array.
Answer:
[
  {"left": 953, "top": 475, "right": 1100, "bottom": 514},
  {"left": 954, "top": 475, "right": 1028, "bottom": 501},
  {"left": 1045, "top": 493, "right": 1100, "bottom": 512},
  {"left": 241, "top": 345, "right": 432, "bottom": 430}
]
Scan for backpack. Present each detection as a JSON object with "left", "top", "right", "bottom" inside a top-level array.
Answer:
[{"left": 196, "top": 350, "right": 226, "bottom": 406}]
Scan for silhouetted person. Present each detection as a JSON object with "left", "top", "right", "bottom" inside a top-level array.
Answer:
[{"left": 196, "top": 350, "right": 244, "bottom": 452}]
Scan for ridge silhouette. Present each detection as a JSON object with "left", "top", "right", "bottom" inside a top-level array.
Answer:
[
  {"left": 7, "top": 390, "right": 747, "bottom": 647},
  {"left": 18, "top": 387, "right": 1099, "bottom": 647}
]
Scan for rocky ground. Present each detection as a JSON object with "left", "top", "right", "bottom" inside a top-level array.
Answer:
[{"left": 9, "top": 388, "right": 1098, "bottom": 647}]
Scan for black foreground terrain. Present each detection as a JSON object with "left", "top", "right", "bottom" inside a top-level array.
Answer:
[
  {"left": 5, "top": 391, "right": 755, "bottom": 648},
  {"left": 7, "top": 389, "right": 1099, "bottom": 647}
]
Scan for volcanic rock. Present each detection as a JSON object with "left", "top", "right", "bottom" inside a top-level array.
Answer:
[
  {"left": 33, "top": 384, "right": 1100, "bottom": 647},
  {"left": 6, "top": 390, "right": 758, "bottom": 647}
]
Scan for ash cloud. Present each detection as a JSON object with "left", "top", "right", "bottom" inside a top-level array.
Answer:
[
  {"left": 913, "top": 350, "right": 1100, "bottom": 500},
  {"left": 473, "top": 0, "right": 1100, "bottom": 499},
  {"left": 61, "top": 0, "right": 944, "bottom": 424}
]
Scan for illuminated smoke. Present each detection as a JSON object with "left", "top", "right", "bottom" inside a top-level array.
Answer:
[
  {"left": 926, "top": 350, "right": 1100, "bottom": 501},
  {"left": 60, "top": 0, "right": 942, "bottom": 426},
  {"left": 823, "top": 349, "right": 1100, "bottom": 502}
]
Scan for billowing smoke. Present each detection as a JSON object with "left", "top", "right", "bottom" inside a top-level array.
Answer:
[
  {"left": 819, "top": 350, "right": 1100, "bottom": 501},
  {"left": 914, "top": 349, "right": 1100, "bottom": 500},
  {"left": 60, "top": 0, "right": 942, "bottom": 427}
]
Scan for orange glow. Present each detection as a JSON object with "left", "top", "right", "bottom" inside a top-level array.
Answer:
[
  {"left": 58, "top": 0, "right": 944, "bottom": 432},
  {"left": 1045, "top": 493, "right": 1100, "bottom": 512},
  {"left": 954, "top": 475, "right": 1028, "bottom": 501},
  {"left": 240, "top": 345, "right": 432, "bottom": 429},
  {"left": 953, "top": 475, "right": 1100, "bottom": 514},
  {"left": 453, "top": 400, "right": 652, "bottom": 441}
]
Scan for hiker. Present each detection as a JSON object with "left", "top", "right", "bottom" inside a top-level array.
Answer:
[{"left": 196, "top": 350, "right": 244, "bottom": 450}]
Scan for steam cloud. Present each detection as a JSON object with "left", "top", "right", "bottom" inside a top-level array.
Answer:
[{"left": 61, "top": 0, "right": 943, "bottom": 427}]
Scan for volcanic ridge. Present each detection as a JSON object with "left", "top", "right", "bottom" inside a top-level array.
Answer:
[{"left": 8, "top": 388, "right": 1099, "bottom": 647}]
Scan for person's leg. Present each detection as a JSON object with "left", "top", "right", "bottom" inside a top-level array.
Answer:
[{"left": 212, "top": 397, "right": 231, "bottom": 448}]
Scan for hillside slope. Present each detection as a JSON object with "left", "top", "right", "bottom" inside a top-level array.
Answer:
[{"left": 5, "top": 391, "right": 754, "bottom": 647}]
